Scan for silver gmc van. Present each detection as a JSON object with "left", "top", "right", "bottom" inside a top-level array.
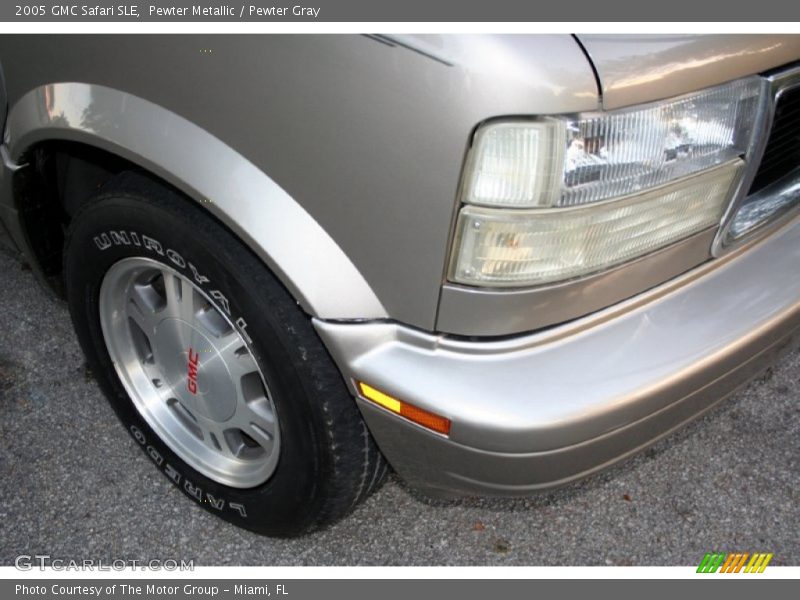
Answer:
[{"left": 0, "top": 34, "right": 799, "bottom": 536}]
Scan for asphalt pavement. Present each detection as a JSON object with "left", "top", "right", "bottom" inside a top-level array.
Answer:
[{"left": 0, "top": 248, "right": 797, "bottom": 566}]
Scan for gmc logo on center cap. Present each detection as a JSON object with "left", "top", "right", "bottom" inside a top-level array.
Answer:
[{"left": 187, "top": 348, "right": 199, "bottom": 395}]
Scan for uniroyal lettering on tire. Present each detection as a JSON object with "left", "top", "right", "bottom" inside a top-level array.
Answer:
[
  {"left": 129, "top": 424, "right": 245, "bottom": 518},
  {"left": 94, "top": 230, "right": 237, "bottom": 319}
]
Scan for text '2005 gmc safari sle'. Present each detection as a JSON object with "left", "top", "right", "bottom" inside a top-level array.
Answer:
[{"left": 0, "top": 34, "right": 799, "bottom": 536}]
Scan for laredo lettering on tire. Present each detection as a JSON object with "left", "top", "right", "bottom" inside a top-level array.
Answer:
[{"left": 64, "top": 172, "right": 387, "bottom": 536}]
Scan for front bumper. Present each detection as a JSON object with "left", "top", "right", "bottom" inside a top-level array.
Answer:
[{"left": 314, "top": 215, "right": 800, "bottom": 498}]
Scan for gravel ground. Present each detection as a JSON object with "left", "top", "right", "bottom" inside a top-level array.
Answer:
[{"left": 0, "top": 247, "right": 797, "bottom": 566}]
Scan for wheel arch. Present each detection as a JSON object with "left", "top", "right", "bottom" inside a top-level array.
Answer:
[{"left": 4, "top": 82, "right": 387, "bottom": 320}]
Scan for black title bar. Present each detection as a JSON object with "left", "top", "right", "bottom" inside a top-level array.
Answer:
[{"left": 2, "top": 0, "right": 800, "bottom": 22}]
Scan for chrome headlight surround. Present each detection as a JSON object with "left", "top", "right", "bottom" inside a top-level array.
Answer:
[
  {"left": 715, "top": 67, "right": 800, "bottom": 252},
  {"left": 450, "top": 77, "right": 765, "bottom": 288}
]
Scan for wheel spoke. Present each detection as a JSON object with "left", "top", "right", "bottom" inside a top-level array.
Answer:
[
  {"left": 230, "top": 395, "right": 277, "bottom": 444},
  {"left": 200, "top": 422, "right": 237, "bottom": 458},
  {"left": 163, "top": 269, "right": 197, "bottom": 322},
  {"left": 126, "top": 297, "right": 160, "bottom": 338},
  {"left": 224, "top": 338, "right": 277, "bottom": 455},
  {"left": 243, "top": 421, "right": 276, "bottom": 454},
  {"left": 218, "top": 332, "right": 259, "bottom": 380}
]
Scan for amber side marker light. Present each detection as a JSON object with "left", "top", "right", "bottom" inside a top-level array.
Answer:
[{"left": 356, "top": 381, "right": 451, "bottom": 435}]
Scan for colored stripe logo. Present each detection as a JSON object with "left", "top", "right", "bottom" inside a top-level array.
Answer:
[{"left": 697, "top": 552, "right": 773, "bottom": 573}]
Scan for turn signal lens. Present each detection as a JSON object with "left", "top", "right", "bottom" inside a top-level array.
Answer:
[
  {"left": 357, "top": 382, "right": 451, "bottom": 435},
  {"left": 464, "top": 120, "right": 566, "bottom": 208},
  {"left": 450, "top": 160, "right": 742, "bottom": 287}
]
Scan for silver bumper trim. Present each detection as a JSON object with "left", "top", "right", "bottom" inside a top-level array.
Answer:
[{"left": 315, "top": 214, "right": 800, "bottom": 495}]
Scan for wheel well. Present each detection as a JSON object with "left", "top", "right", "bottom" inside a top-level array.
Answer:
[
  {"left": 13, "top": 138, "right": 373, "bottom": 320},
  {"left": 15, "top": 141, "right": 170, "bottom": 297}
]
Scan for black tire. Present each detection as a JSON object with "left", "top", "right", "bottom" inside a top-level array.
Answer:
[{"left": 64, "top": 172, "right": 387, "bottom": 536}]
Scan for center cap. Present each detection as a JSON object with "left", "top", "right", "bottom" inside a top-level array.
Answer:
[{"left": 153, "top": 318, "right": 237, "bottom": 422}]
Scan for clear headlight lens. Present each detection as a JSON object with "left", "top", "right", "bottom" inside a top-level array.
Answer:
[
  {"left": 560, "top": 78, "right": 760, "bottom": 207},
  {"left": 463, "top": 78, "right": 761, "bottom": 209},
  {"left": 451, "top": 77, "right": 764, "bottom": 287}
]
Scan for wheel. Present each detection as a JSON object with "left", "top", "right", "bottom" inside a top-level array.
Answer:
[{"left": 64, "top": 172, "right": 387, "bottom": 536}]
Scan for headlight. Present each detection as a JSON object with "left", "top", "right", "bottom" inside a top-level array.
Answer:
[{"left": 451, "top": 77, "right": 763, "bottom": 287}]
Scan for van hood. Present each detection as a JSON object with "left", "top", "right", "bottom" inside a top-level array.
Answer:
[{"left": 575, "top": 34, "right": 800, "bottom": 109}]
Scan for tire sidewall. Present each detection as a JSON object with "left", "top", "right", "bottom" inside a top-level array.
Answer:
[{"left": 66, "top": 193, "right": 330, "bottom": 536}]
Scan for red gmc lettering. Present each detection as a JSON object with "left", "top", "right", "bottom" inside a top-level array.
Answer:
[{"left": 187, "top": 348, "right": 199, "bottom": 394}]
